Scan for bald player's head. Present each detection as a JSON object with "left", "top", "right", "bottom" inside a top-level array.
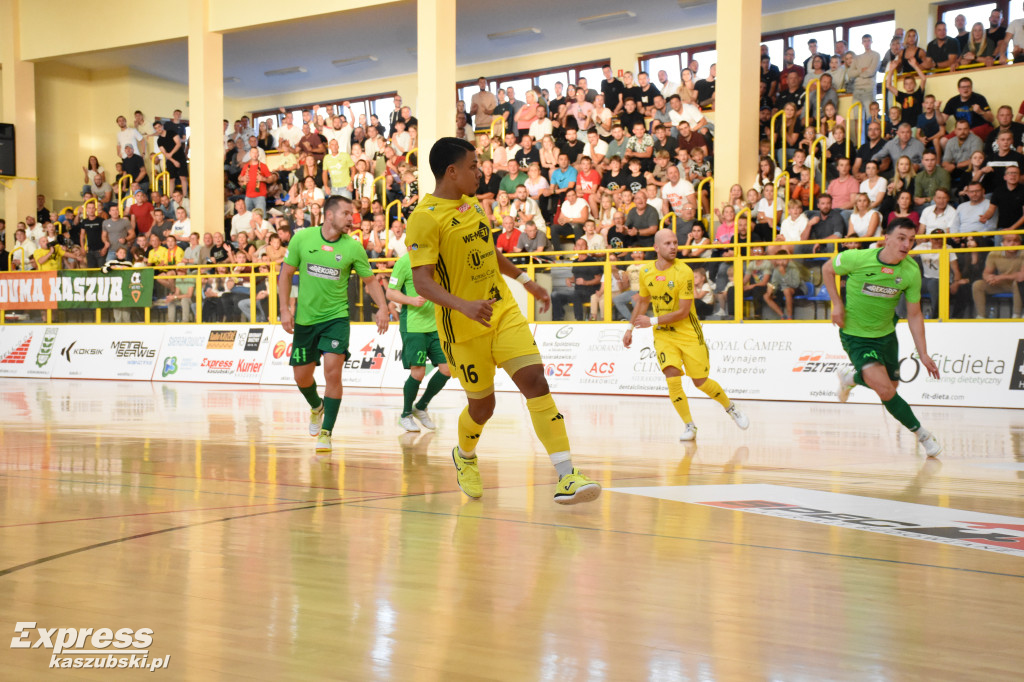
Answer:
[{"left": 654, "top": 228, "right": 679, "bottom": 260}]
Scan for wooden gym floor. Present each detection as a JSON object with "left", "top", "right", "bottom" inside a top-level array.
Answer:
[{"left": 0, "top": 379, "right": 1022, "bottom": 681}]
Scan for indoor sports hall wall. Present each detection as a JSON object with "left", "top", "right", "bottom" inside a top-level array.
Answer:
[{"left": 0, "top": 323, "right": 1019, "bottom": 408}]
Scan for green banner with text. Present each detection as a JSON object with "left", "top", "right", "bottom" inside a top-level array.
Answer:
[{"left": 52, "top": 269, "right": 154, "bottom": 309}]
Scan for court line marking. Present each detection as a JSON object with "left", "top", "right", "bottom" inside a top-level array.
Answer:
[
  {"left": 3, "top": 488, "right": 1022, "bottom": 581},
  {"left": 0, "top": 473, "right": 310, "bottom": 502}
]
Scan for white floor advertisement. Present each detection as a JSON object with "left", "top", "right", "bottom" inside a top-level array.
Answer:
[
  {"left": 0, "top": 326, "right": 63, "bottom": 379},
  {"left": 49, "top": 325, "right": 163, "bottom": 381}
]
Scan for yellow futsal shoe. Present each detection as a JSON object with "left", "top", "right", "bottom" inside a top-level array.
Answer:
[
  {"left": 315, "top": 429, "right": 332, "bottom": 453},
  {"left": 554, "top": 468, "right": 602, "bottom": 505},
  {"left": 309, "top": 404, "right": 325, "bottom": 437},
  {"left": 451, "top": 447, "right": 483, "bottom": 499}
]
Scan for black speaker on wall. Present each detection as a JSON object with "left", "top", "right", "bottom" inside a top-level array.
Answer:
[{"left": 0, "top": 124, "right": 15, "bottom": 177}]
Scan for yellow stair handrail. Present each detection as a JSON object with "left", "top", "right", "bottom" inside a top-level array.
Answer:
[
  {"left": 117, "top": 173, "right": 134, "bottom": 209},
  {"left": 809, "top": 135, "right": 829, "bottom": 209},
  {"left": 804, "top": 78, "right": 821, "bottom": 129},
  {"left": 696, "top": 176, "right": 715, "bottom": 240},
  {"left": 845, "top": 101, "right": 863, "bottom": 158}
]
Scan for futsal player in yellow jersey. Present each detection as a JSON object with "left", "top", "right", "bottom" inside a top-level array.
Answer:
[
  {"left": 407, "top": 137, "right": 600, "bottom": 505},
  {"left": 623, "top": 229, "right": 750, "bottom": 441}
]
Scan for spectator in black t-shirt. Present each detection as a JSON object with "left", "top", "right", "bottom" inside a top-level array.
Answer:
[
  {"left": 120, "top": 146, "right": 149, "bottom": 191},
  {"left": 885, "top": 63, "right": 926, "bottom": 128},
  {"left": 854, "top": 122, "right": 886, "bottom": 178},
  {"left": 476, "top": 159, "right": 501, "bottom": 220},
  {"left": 694, "top": 64, "right": 716, "bottom": 107},
  {"left": 984, "top": 166, "right": 1024, "bottom": 231},
  {"left": 985, "top": 105, "right": 1024, "bottom": 154},
  {"left": 939, "top": 78, "right": 995, "bottom": 154},
  {"left": 924, "top": 22, "right": 961, "bottom": 71},
  {"left": 986, "top": 131, "right": 1024, "bottom": 186},
  {"left": 620, "top": 72, "right": 642, "bottom": 110},
  {"left": 551, "top": 239, "right": 603, "bottom": 321},
  {"left": 558, "top": 128, "right": 585, "bottom": 165},
  {"left": 600, "top": 65, "right": 623, "bottom": 114},
  {"left": 492, "top": 89, "right": 513, "bottom": 132},
  {"left": 617, "top": 98, "right": 645, "bottom": 135},
  {"left": 760, "top": 55, "right": 780, "bottom": 100},
  {"left": 515, "top": 135, "right": 541, "bottom": 168}
]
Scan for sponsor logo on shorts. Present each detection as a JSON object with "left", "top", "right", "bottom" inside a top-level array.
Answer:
[
  {"left": 207, "top": 330, "right": 236, "bottom": 350},
  {"left": 307, "top": 263, "right": 340, "bottom": 280}
]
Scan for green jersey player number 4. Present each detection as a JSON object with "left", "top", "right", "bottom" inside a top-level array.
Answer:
[
  {"left": 278, "top": 195, "right": 390, "bottom": 453},
  {"left": 822, "top": 218, "right": 943, "bottom": 457}
]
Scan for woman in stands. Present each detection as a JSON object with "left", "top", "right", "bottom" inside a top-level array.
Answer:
[
  {"left": 538, "top": 134, "right": 559, "bottom": 179},
  {"left": 960, "top": 22, "right": 997, "bottom": 68},
  {"left": 492, "top": 189, "right": 513, "bottom": 225},
  {"left": 886, "top": 190, "right": 920, "bottom": 230},
  {"left": 753, "top": 156, "right": 780, "bottom": 193},
  {"left": 308, "top": 202, "right": 324, "bottom": 228},
  {"left": 894, "top": 29, "right": 927, "bottom": 71},
  {"left": 82, "top": 156, "right": 106, "bottom": 197},
  {"left": 716, "top": 184, "right": 745, "bottom": 224},
  {"left": 844, "top": 193, "right": 880, "bottom": 249},
  {"left": 676, "top": 68, "right": 698, "bottom": 104},
  {"left": 958, "top": 150, "right": 993, "bottom": 198},
  {"left": 680, "top": 221, "right": 712, "bottom": 259},
  {"left": 859, "top": 160, "right": 888, "bottom": 210},
  {"left": 803, "top": 55, "right": 828, "bottom": 88},
  {"left": 596, "top": 194, "right": 616, "bottom": 233},
  {"left": 257, "top": 122, "right": 274, "bottom": 151}
]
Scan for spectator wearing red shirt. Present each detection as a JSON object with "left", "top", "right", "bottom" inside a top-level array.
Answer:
[
  {"left": 826, "top": 158, "right": 860, "bottom": 215},
  {"left": 238, "top": 148, "right": 272, "bottom": 213},
  {"left": 576, "top": 155, "right": 601, "bottom": 209},
  {"left": 495, "top": 215, "right": 522, "bottom": 254},
  {"left": 127, "top": 190, "right": 155, "bottom": 235}
]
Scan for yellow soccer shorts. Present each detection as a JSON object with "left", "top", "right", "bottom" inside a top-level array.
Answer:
[
  {"left": 654, "top": 331, "right": 710, "bottom": 379},
  {"left": 441, "top": 307, "right": 541, "bottom": 398}
]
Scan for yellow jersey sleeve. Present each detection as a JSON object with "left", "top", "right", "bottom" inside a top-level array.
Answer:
[
  {"left": 406, "top": 206, "right": 439, "bottom": 269},
  {"left": 638, "top": 265, "right": 651, "bottom": 298}
]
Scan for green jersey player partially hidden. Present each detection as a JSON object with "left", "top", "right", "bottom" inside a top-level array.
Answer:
[
  {"left": 823, "top": 217, "right": 942, "bottom": 457},
  {"left": 387, "top": 253, "right": 451, "bottom": 432},
  {"left": 278, "top": 195, "right": 390, "bottom": 453}
]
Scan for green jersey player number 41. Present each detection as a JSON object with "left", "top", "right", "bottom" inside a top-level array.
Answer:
[{"left": 822, "top": 217, "right": 942, "bottom": 457}]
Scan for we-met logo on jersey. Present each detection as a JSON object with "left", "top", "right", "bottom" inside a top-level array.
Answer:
[{"left": 461, "top": 222, "right": 492, "bottom": 244}]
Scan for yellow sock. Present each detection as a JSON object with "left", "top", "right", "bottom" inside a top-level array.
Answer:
[
  {"left": 526, "top": 393, "right": 572, "bottom": 469},
  {"left": 458, "top": 406, "right": 484, "bottom": 456},
  {"left": 697, "top": 378, "right": 731, "bottom": 409},
  {"left": 666, "top": 375, "right": 693, "bottom": 424}
]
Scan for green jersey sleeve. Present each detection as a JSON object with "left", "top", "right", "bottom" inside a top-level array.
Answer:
[
  {"left": 349, "top": 238, "right": 373, "bottom": 279},
  {"left": 283, "top": 230, "right": 304, "bottom": 268},
  {"left": 389, "top": 255, "right": 411, "bottom": 291},
  {"left": 832, "top": 248, "right": 869, "bottom": 276}
]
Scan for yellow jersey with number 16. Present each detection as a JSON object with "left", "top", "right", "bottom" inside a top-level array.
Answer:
[
  {"left": 638, "top": 260, "right": 704, "bottom": 344},
  {"left": 406, "top": 193, "right": 514, "bottom": 344}
]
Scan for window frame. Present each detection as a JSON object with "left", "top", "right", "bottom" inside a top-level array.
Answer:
[
  {"left": 456, "top": 58, "right": 610, "bottom": 104},
  {"left": 250, "top": 90, "right": 400, "bottom": 128}
]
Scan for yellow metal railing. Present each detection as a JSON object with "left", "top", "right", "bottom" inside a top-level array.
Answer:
[
  {"left": 804, "top": 78, "right": 821, "bottom": 128},
  {"left": 489, "top": 118, "right": 506, "bottom": 140},
  {"left": 405, "top": 148, "right": 418, "bottom": 163},
  {"left": 372, "top": 174, "right": 387, "bottom": 204},
  {"left": 659, "top": 212, "right": 676, "bottom": 232},
  {"left": 845, "top": 102, "right": 863, "bottom": 158},
  {"left": 770, "top": 109, "right": 788, "bottom": 164},
  {"left": 771, "top": 171, "right": 790, "bottom": 231},
  {"left": 154, "top": 171, "right": 171, "bottom": 197},
  {"left": 809, "top": 135, "right": 828, "bottom": 210},
  {"left": 8, "top": 246, "right": 24, "bottom": 272},
  {"left": 3, "top": 232, "right": 1021, "bottom": 325},
  {"left": 696, "top": 176, "right": 715, "bottom": 240},
  {"left": 117, "top": 174, "right": 134, "bottom": 209}
]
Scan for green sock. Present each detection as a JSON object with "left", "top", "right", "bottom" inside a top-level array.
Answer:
[
  {"left": 402, "top": 376, "right": 421, "bottom": 417},
  {"left": 322, "top": 396, "right": 342, "bottom": 433},
  {"left": 414, "top": 370, "right": 449, "bottom": 411},
  {"left": 298, "top": 382, "right": 322, "bottom": 409},
  {"left": 882, "top": 394, "right": 921, "bottom": 432},
  {"left": 853, "top": 371, "right": 868, "bottom": 388}
]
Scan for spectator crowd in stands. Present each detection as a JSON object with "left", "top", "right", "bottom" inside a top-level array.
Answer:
[{"left": 7, "top": 11, "right": 1024, "bottom": 321}]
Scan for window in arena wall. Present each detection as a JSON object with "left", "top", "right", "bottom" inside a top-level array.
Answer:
[
  {"left": 1012, "top": 1, "right": 1023, "bottom": 22},
  {"left": 498, "top": 77, "right": 534, "bottom": 98},
  {"left": 940, "top": 2, "right": 998, "bottom": 35},
  {"left": 372, "top": 97, "right": 397, "bottom": 128},
  {"left": 792, "top": 28, "right": 836, "bottom": 67},
  {"left": 250, "top": 91, "right": 398, "bottom": 131},
  {"left": 455, "top": 60, "right": 609, "bottom": 108},
  {"left": 761, "top": 39, "right": 785, "bottom": 69},
  {"left": 576, "top": 65, "right": 605, "bottom": 88},
  {"left": 688, "top": 49, "right": 718, "bottom": 80},
  {"left": 644, "top": 54, "right": 683, "bottom": 84},
  {"left": 847, "top": 19, "right": 896, "bottom": 94}
]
